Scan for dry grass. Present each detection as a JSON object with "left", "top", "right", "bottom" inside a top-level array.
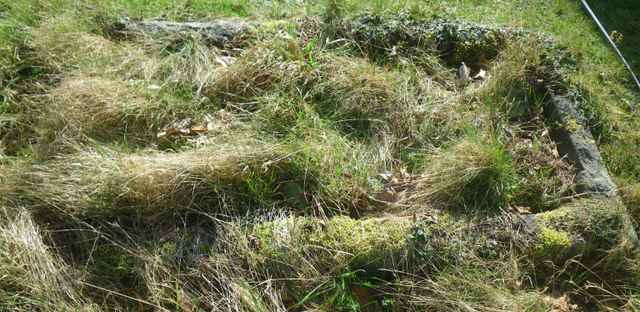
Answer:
[
  {"left": 44, "top": 77, "right": 150, "bottom": 145},
  {"left": 0, "top": 207, "right": 98, "bottom": 311},
  {"left": 406, "top": 136, "right": 517, "bottom": 212},
  {"left": 616, "top": 178, "right": 640, "bottom": 228},
  {"left": 29, "top": 13, "right": 117, "bottom": 73},
  {"left": 312, "top": 55, "right": 419, "bottom": 139},
  {"left": 12, "top": 139, "right": 286, "bottom": 219},
  {"left": 203, "top": 39, "right": 312, "bottom": 102},
  {"left": 476, "top": 37, "right": 545, "bottom": 120},
  {"left": 1, "top": 3, "right": 640, "bottom": 311},
  {"left": 7, "top": 129, "right": 381, "bottom": 229}
]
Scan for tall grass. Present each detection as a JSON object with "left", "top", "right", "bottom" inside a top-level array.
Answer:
[{"left": 1, "top": 0, "right": 639, "bottom": 310}]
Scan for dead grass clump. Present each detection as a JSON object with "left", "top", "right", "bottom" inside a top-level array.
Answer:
[
  {"left": 32, "top": 14, "right": 230, "bottom": 97},
  {"left": 287, "top": 126, "right": 386, "bottom": 214},
  {"left": 122, "top": 34, "right": 227, "bottom": 97},
  {"left": 408, "top": 125, "right": 572, "bottom": 214},
  {"left": 308, "top": 52, "right": 468, "bottom": 159},
  {"left": 30, "top": 13, "right": 118, "bottom": 73},
  {"left": 411, "top": 92, "right": 475, "bottom": 153},
  {"left": 0, "top": 207, "right": 97, "bottom": 311},
  {"left": 477, "top": 37, "right": 546, "bottom": 121},
  {"left": 617, "top": 178, "right": 640, "bottom": 227},
  {"left": 311, "top": 56, "right": 417, "bottom": 138},
  {"left": 134, "top": 241, "right": 288, "bottom": 311},
  {"left": 13, "top": 139, "right": 320, "bottom": 228},
  {"left": 203, "top": 39, "right": 314, "bottom": 103},
  {"left": 158, "top": 254, "right": 264, "bottom": 310},
  {"left": 44, "top": 77, "right": 152, "bottom": 146},
  {"left": 250, "top": 93, "right": 317, "bottom": 137}
]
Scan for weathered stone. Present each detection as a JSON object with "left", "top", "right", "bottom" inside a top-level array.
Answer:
[
  {"left": 546, "top": 94, "right": 617, "bottom": 196},
  {"left": 527, "top": 198, "right": 639, "bottom": 281},
  {"left": 344, "top": 14, "right": 513, "bottom": 67},
  {"left": 114, "top": 18, "right": 251, "bottom": 47}
]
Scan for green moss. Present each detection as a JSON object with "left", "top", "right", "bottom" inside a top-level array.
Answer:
[
  {"left": 564, "top": 117, "right": 581, "bottom": 133},
  {"left": 534, "top": 226, "right": 571, "bottom": 257},
  {"left": 307, "top": 216, "right": 410, "bottom": 257},
  {"left": 251, "top": 216, "right": 410, "bottom": 270},
  {"left": 537, "top": 199, "right": 629, "bottom": 250},
  {"left": 254, "top": 20, "right": 298, "bottom": 40}
]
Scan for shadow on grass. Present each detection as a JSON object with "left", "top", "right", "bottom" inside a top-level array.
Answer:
[{"left": 586, "top": 0, "right": 640, "bottom": 74}]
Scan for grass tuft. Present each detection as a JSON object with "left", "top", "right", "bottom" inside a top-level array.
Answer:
[
  {"left": 0, "top": 207, "right": 98, "bottom": 311},
  {"left": 415, "top": 135, "right": 517, "bottom": 212}
]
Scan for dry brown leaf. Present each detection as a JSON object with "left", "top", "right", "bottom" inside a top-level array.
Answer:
[{"left": 190, "top": 125, "right": 208, "bottom": 134}]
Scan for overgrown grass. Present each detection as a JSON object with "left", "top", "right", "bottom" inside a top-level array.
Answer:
[
  {"left": 1, "top": 0, "right": 639, "bottom": 311},
  {"left": 413, "top": 135, "right": 518, "bottom": 212}
]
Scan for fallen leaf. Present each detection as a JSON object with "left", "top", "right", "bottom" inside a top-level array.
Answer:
[
  {"left": 190, "top": 125, "right": 208, "bottom": 134},
  {"left": 157, "top": 127, "right": 180, "bottom": 139},
  {"left": 513, "top": 206, "right": 532, "bottom": 214}
]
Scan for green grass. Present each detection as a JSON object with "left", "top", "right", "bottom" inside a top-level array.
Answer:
[
  {"left": 1, "top": 0, "right": 640, "bottom": 311},
  {"left": 589, "top": 0, "right": 640, "bottom": 74}
]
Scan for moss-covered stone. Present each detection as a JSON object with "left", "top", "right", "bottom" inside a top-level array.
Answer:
[
  {"left": 250, "top": 216, "right": 411, "bottom": 272},
  {"left": 531, "top": 199, "right": 639, "bottom": 286},
  {"left": 345, "top": 13, "right": 511, "bottom": 67},
  {"left": 564, "top": 117, "right": 581, "bottom": 133},
  {"left": 534, "top": 226, "right": 572, "bottom": 258},
  {"left": 536, "top": 199, "right": 632, "bottom": 251},
  {"left": 245, "top": 216, "right": 414, "bottom": 309},
  {"left": 308, "top": 216, "right": 410, "bottom": 256}
]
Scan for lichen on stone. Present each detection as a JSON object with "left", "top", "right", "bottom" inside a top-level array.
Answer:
[{"left": 344, "top": 12, "right": 512, "bottom": 67}]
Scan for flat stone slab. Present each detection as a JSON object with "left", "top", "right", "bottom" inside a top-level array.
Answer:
[
  {"left": 547, "top": 94, "right": 617, "bottom": 197},
  {"left": 114, "top": 18, "right": 251, "bottom": 47}
]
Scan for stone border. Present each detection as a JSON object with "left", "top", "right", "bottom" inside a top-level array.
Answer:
[
  {"left": 111, "top": 18, "right": 251, "bottom": 47},
  {"left": 546, "top": 93, "right": 617, "bottom": 196},
  {"left": 113, "top": 17, "right": 634, "bottom": 243},
  {"left": 113, "top": 17, "right": 618, "bottom": 197}
]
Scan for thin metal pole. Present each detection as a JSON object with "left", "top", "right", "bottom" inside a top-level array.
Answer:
[{"left": 581, "top": 0, "right": 640, "bottom": 92}]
